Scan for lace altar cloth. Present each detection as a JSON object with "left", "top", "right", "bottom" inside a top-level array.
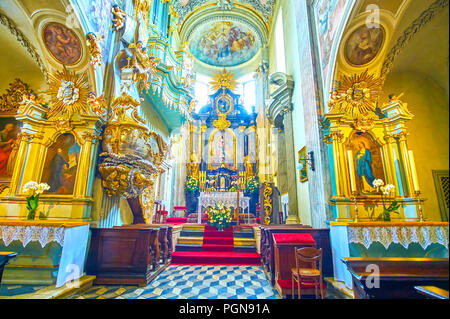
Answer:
[
  {"left": 0, "top": 225, "right": 66, "bottom": 248},
  {"left": 198, "top": 192, "right": 250, "bottom": 211},
  {"left": 347, "top": 224, "right": 449, "bottom": 250}
]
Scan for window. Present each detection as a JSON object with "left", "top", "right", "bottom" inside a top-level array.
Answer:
[
  {"left": 238, "top": 73, "right": 256, "bottom": 113},
  {"left": 275, "top": 8, "right": 286, "bottom": 74},
  {"left": 194, "top": 74, "right": 212, "bottom": 111}
]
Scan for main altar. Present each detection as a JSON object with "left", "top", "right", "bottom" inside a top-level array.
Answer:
[{"left": 184, "top": 70, "right": 260, "bottom": 223}]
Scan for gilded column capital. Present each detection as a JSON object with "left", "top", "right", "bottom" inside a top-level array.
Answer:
[
  {"left": 330, "top": 131, "right": 344, "bottom": 143},
  {"left": 384, "top": 134, "right": 396, "bottom": 144},
  {"left": 394, "top": 131, "right": 409, "bottom": 142},
  {"left": 200, "top": 125, "right": 207, "bottom": 133},
  {"left": 82, "top": 131, "right": 101, "bottom": 144}
]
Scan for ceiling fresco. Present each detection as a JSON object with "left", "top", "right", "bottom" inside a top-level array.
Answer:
[{"left": 188, "top": 20, "right": 261, "bottom": 67}]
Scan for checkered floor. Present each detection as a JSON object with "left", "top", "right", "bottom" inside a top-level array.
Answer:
[{"left": 73, "top": 266, "right": 280, "bottom": 299}]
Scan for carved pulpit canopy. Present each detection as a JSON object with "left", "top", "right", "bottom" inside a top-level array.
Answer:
[{"left": 99, "top": 92, "right": 168, "bottom": 198}]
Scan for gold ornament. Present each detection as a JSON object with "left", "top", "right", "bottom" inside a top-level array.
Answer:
[
  {"left": 328, "top": 70, "right": 382, "bottom": 119},
  {"left": 46, "top": 68, "right": 90, "bottom": 118},
  {"left": 0, "top": 79, "right": 38, "bottom": 114},
  {"left": 213, "top": 113, "right": 231, "bottom": 130},
  {"left": 210, "top": 69, "right": 238, "bottom": 92}
]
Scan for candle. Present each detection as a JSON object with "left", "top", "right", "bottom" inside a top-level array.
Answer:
[
  {"left": 408, "top": 150, "right": 420, "bottom": 192},
  {"left": 347, "top": 150, "right": 356, "bottom": 193}
]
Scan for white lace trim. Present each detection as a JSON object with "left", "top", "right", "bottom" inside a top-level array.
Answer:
[
  {"left": 348, "top": 226, "right": 449, "bottom": 250},
  {"left": 0, "top": 226, "right": 66, "bottom": 248}
]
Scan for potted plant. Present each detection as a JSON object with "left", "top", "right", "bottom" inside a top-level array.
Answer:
[
  {"left": 206, "top": 202, "right": 232, "bottom": 231},
  {"left": 185, "top": 176, "right": 200, "bottom": 214},
  {"left": 22, "top": 181, "right": 50, "bottom": 220}
]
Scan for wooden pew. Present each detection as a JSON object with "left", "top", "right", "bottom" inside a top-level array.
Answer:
[
  {"left": 415, "top": 286, "right": 449, "bottom": 299},
  {"left": 0, "top": 252, "right": 17, "bottom": 285},
  {"left": 86, "top": 227, "right": 160, "bottom": 285},
  {"left": 260, "top": 225, "right": 332, "bottom": 285},
  {"left": 342, "top": 257, "right": 449, "bottom": 299},
  {"left": 116, "top": 224, "right": 172, "bottom": 264}
]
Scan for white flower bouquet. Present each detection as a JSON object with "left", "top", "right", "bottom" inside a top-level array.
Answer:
[{"left": 22, "top": 181, "right": 50, "bottom": 220}]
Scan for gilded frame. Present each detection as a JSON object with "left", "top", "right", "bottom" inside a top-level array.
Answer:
[{"left": 298, "top": 146, "right": 308, "bottom": 183}]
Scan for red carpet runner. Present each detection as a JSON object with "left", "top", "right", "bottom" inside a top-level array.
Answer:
[{"left": 171, "top": 225, "right": 261, "bottom": 266}]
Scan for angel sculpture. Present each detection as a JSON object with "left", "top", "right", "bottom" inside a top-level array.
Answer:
[
  {"left": 86, "top": 33, "right": 104, "bottom": 68},
  {"left": 129, "top": 42, "right": 159, "bottom": 92},
  {"left": 217, "top": 0, "right": 234, "bottom": 10},
  {"left": 134, "top": 0, "right": 152, "bottom": 20},
  {"left": 87, "top": 92, "right": 107, "bottom": 117},
  {"left": 111, "top": 5, "right": 127, "bottom": 31}
]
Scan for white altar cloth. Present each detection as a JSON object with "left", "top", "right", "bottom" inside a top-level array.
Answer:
[{"left": 197, "top": 192, "right": 251, "bottom": 224}]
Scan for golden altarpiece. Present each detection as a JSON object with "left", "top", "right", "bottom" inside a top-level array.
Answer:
[{"left": 322, "top": 71, "right": 424, "bottom": 222}]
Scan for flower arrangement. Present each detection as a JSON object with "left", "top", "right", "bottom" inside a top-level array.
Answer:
[
  {"left": 245, "top": 176, "right": 260, "bottom": 194},
  {"left": 372, "top": 179, "right": 400, "bottom": 222},
  {"left": 206, "top": 202, "right": 233, "bottom": 231},
  {"left": 185, "top": 176, "right": 199, "bottom": 192},
  {"left": 22, "top": 181, "right": 50, "bottom": 220}
]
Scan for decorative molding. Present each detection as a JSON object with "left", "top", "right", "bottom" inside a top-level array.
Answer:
[
  {"left": 266, "top": 72, "right": 294, "bottom": 129},
  {"left": 0, "top": 11, "right": 48, "bottom": 80},
  {"left": 380, "top": 0, "right": 449, "bottom": 83}
]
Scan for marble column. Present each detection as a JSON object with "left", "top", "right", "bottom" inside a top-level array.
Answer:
[{"left": 283, "top": 110, "right": 300, "bottom": 224}]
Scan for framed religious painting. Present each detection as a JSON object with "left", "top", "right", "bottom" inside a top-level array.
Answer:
[
  {"left": 216, "top": 95, "right": 233, "bottom": 114},
  {"left": 298, "top": 146, "right": 308, "bottom": 183},
  {"left": 41, "top": 133, "right": 81, "bottom": 195},
  {"left": 344, "top": 25, "right": 385, "bottom": 66},
  {"left": 43, "top": 22, "right": 82, "bottom": 65},
  {"left": 0, "top": 118, "right": 22, "bottom": 192}
]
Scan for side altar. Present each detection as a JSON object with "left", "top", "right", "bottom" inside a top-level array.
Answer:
[{"left": 184, "top": 70, "right": 260, "bottom": 221}]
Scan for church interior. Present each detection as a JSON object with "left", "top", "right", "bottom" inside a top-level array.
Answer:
[{"left": 0, "top": 0, "right": 448, "bottom": 301}]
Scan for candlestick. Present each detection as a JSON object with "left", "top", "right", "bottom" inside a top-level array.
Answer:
[
  {"left": 415, "top": 190, "right": 424, "bottom": 222},
  {"left": 347, "top": 150, "right": 356, "bottom": 193},
  {"left": 408, "top": 150, "right": 420, "bottom": 193},
  {"left": 352, "top": 191, "right": 359, "bottom": 223}
]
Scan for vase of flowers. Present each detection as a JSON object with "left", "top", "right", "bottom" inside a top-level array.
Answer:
[
  {"left": 245, "top": 176, "right": 260, "bottom": 195},
  {"left": 22, "top": 181, "right": 50, "bottom": 220},
  {"left": 372, "top": 179, "right": 400, "bottom": 222},
  {"left": 206, "top": 202, "right": 232, "bottom": 231}
]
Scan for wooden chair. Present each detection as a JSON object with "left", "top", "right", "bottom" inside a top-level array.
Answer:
[{"left": 291, "top": 247, "right": 324, "bottom": 299}]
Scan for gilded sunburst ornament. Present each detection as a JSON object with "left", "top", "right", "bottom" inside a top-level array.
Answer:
[
  {"left": 210, "top": 69, "right": 238, "bottom": 92},
  {"left": 46, "top": 68, "right": 90, "bottom": 118},
  {"left": 328, "top": 70, "right": 382, "bottom": 118}
]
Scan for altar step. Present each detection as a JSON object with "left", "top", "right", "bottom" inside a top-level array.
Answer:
[{"left": 172, "top": 225, "right": 259, "bottom": 265}]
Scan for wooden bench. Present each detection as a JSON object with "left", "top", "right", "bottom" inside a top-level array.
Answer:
[
  {"left": 342, "top": 257, "right": 450, "bottom": 299},
  {"left": 0, "top": 252, "right": 17, "bottom": 285},
  {"left": 86, "top": 227, "right": 160, "bottom": 285},
  {"left": 259, "top": 225, "right": 333, "bottom": 285},
  {"left": 116, "top": 224, "right": 173, "bottom": 263}
]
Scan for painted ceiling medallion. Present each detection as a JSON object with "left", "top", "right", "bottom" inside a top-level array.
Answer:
[
  {"left": 210, "top": 69, "right": 238, "bottom": 92},
  {"left": 189, "top": 20, "right": 261, "bottom": 67},
  {"left": 46, "top": 68, "right": 90, "bottom": 118},
  {"left": 43, "top": 23, "right": 82, "bottom": 65}
]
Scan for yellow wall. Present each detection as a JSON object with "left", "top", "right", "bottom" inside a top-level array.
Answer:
[{"left": 382, "top": 71, "right": 449, "bottom": 221}]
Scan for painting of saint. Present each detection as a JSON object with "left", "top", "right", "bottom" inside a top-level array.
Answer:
[
  {"left": 189, "top": 21, "right": 260, "bottom": 67},
  {"left": 43, "top": 23, "right": 82, "bottom": 65},
  {"left": 210, "top": 131, "right": 235, "bottom": 169},
  {"left": 345, "top": 25, "right": 384, "bottom": 66},
  {"left": 347, "top": 133, "right": 385, "bottom": 194},
  {"left": 42, "top": 133, "right": 80, "bottom": 195},
  {"left": 0, "top": 120, "right": 21, "bottom": 177}
]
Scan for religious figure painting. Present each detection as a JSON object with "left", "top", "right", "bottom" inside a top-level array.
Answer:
[
  {"left": 43, "top": 23, "right": 82, "bottom": 65},
  {"left": 189, "top": 21, "right": 261, "bottom": 67},
  {"left": 41, "top": 133, "right": 80, "bottom": 195},
  {"left": 0, "top": 119, "right": 21, "bottom": 177},
  {"left": 298, "top": 146, "right": 308, "bottom": 183},
  {"left": 345, "top": 25, "right": 385, "bottom": 66},
  {"left": 347, "top": 132, "right": 385, "bottom": 195},
  {"left": 210, "top": 131, "right": 235, "bottom": 169}
]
